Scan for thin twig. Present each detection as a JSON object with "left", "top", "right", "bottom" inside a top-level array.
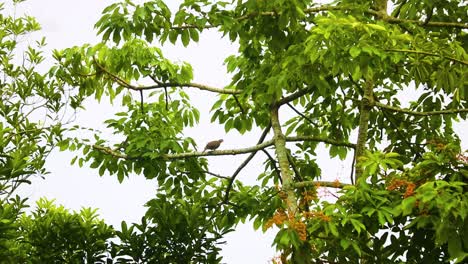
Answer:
[
  {"left": 262, "top": 149, "right": 282, "bottom": 184},
  {"left": 286, "top": 102, "right": 316, "bottom": 126},
  {"left": 223, "top": 124, "right": 271, "bottom": 203},
  {"left": 286, "top": 152, "right": 303, "bottom": 182},
  {"left": 233, "top": 95, "right": 246, "bottom": 115}
]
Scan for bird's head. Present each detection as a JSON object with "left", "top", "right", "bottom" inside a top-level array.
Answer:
[{"left": 218, "top": 139, "right": 224, "bottom": 143}]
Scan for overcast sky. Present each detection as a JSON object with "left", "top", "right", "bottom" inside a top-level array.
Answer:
[{"left": 13, "top": 1, "right": 467, "bottom": 263}]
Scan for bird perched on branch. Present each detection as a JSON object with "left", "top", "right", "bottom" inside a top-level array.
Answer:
[{"left": 203, "top": 139, "right": 223, "bottom": 152}]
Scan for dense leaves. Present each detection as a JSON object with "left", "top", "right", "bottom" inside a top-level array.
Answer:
[{"left": 1, "top": 0, "right": 467, "bottom": 263}]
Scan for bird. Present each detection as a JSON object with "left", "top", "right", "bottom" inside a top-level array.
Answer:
[{"left": 203, "top": 139, "right": 223, "bottom": 152}]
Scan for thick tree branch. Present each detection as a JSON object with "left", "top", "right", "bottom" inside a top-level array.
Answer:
[
  {"left": 91, "top": 135, "right": 355, "bottom": 161},
  {"left": 354, "top": 80, "right": 374, "bottom": 181},
  {"left": 93, "top": 59, "right": 240, "bottom": 94},
  {"left": 174, "top": 5, "right": 467, "bottom": 30},
  {"left": 310, "top": 5, "right": 468, "bottom": 29},
  {"left": 385, "top": 49, "right": 468, "bottom": 66},
  {"left": 270, "top": 105, "right": 298, "bottom": 213},
  {"left": 294, "top": 180, "right": 351, "bottom": 189},
  {"left": 276, "top": 87, "right": 314, "bottom": 106},
  {"left": 376, "top": 102, "right": 468, "bottom": 116}
]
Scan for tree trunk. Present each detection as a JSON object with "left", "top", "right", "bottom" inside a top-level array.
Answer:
[{"left": 270, "top": 105, "right": 297, "bottom": 214}]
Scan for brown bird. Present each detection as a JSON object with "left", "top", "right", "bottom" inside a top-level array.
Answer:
[{"left": 203, "top": 139, "right": 223, "bottom": 152}]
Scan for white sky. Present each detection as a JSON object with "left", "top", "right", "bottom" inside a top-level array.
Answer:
[{"left": 12, "top": 1, "right": 467, "bottom": 263}]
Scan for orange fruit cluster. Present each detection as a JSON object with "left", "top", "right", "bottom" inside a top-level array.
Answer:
[
  {"left": 387, "top": 179, "right": 416, "bottom": 197},
  {"left": 303, "top": 211, "right": 331, "bottom": 222},
  {"left": 291, "top": 220, "right": 307, "bottom": 241},
  {"left": 264, "top": 209, "right": 288, "bottom": 229}
]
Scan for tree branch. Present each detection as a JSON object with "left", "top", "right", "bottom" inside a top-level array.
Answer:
[
  {"left": 286, "top": 102, "right": 317, "bottom": 126},
  {"left": 354, "top": 80, "right": 374, "bottom": 181},
  {"left": 174, "top": 5, "right": 467, "bottom": 30},
  {"left": 270, "top": 104, "right": 298, "bottom": 213},
  {"left": 294, "top": 180, "right": 351, "bottom": 189},
  {"left": 287, "top": 152, "right": 303, "bottom": 182},
  {"left": 375, "top": 102, "right": 468, "bottom": 116},
  {"left": 223, "top": 124, "right": 271, "bottom": 203},
  {"left": 287, "top": 135, "right": 356, "bottom": 149},
  {"left": 91, "top": 136, "right": 355, "bottom": 161},
  {"left": 93, "top": 59, "right": 240, "bottom": 94},
  {"left": 371, "top": 11, "right": 468, "bottom": 29},
  {"left": 262, "top": 149, "right": 282, "bottom": 184},
  {"left": 306, "top": 6, "right": 468, "bottom": 29},
  {"left": 276, "top": 87, "right": 314, "bottom": 106},
  {"left": 385, "top": 49, "right": 468, "bottom": 66},
  {"left": 201, "top": 170, "right": 230, "bottom": 180}
]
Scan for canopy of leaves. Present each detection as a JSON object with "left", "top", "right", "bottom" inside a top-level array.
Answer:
[{"left": 1, "top": 0, "right": 467, "bottom": 263}]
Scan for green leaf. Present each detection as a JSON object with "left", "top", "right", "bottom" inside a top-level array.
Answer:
[
  {"left": 189, "top": 28, "right": 199, "bottom": 42},
  {"left": 340, "top": 239, "right": 351, "bottom": 250},
  {"left": 352, "top": 65, "right": 361, "bottom": 80},
  {"left": 349, "top": 46, "right": 361, "bottom": 58},
  {"left": 328, "top": 222, "right": 339, "bottom": 237},
  {"left": 181, "top": 30, "right": 190, "bottom": 47},
  {"left": 352, "top": 242, "right": 362, "bottom": 256},
  {"left": 169, "top": 30, "right": 178, "bottom": 44},
  {"left": 350, "top": 219, "right": 365, "bottom": 234},
  {"left": 400, "top": 196, "right": 417, "bottom": 216}
]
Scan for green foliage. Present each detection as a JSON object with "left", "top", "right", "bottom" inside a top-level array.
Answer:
[
  {"left": 57, "top": 0, "right": 468, "bottom": 262},
  {"left": 0, "top": 197, "right": 114, "bottom": 263},
  {"left": 0, "top": 1, "right": 67, "bottom": 198},
  {"left": 16, "top": 199, "right": 114, "bottom": 263},
  {"left": 112, "top": 194, "right": 228, "bottom": 263},
  {"left": 1, "top": 0, "right": 467, "bottom": 263}
]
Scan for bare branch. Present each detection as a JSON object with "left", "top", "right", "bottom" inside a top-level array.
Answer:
[
  {"left": 286, "top": 102, "right": 317, "bottom": 126},
  {"left": 91, "top": 135, "right": 355, "bottom": 161},
  {"left": 262, "top": 149, "right": 282, "bottom": 184},
  {"left": 286, "top": 135, "right": 356, "bottom": 149},
  {"left": 223, "top": 124, "right": 271, "bottom": 203},
  {"left": 93, "top": 59, "right": 240, "bottom": 94},
  {"left": 277, "top": 88, "right": 314, "bottom": 106},
  {"left": 287, "top": 152, "right": 303, "bottom": 182},
  {"left": 201, "top": 170, "right": 230, "bottom": 180}
]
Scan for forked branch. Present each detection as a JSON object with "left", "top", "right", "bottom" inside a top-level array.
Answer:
[{"left": 93, "top": 59, "right": 240, "bottom": 94}]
